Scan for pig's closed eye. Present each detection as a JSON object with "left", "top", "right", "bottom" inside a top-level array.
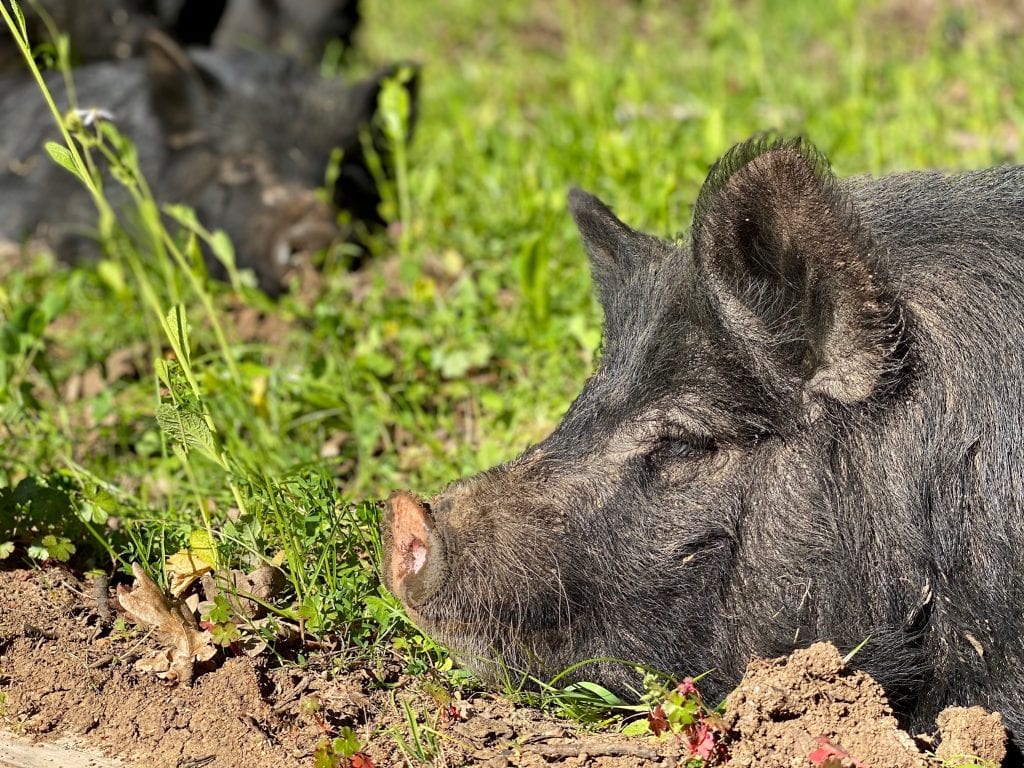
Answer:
[{"left": 652, "top": 433, "right": 716, "bottom": 461}]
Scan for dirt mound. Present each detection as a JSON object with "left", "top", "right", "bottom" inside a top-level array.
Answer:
[
  {"left": 935, "top": 707, "right": 1006, "bottom": 766},
  {"left": 0, "top": 569, "right": 1012, "bottom": 767},
  {"left": 723, "top": 643, "right": 927, "bottom": 767}
]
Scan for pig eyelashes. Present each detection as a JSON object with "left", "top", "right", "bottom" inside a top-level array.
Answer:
[
  {"left": 649, "top": 432, "right": 717, "bottom": 462},
  {"left": 614, "top": 410, "right": 719, "bottom": 461}
]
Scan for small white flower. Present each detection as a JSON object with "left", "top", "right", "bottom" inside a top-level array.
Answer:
[{"left": 73, "top": 107, "right": 115, "bottom": 128}]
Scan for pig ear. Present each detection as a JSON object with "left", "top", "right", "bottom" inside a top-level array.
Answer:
[
  {"left": 143, "top": 29, "right": 211, "bottom": 142},
  {"left": 569, "top": 188, "right": 659, "bottom": 308},
  {"left": 692, "top": 138, "right": 900, "bottom": 404}
]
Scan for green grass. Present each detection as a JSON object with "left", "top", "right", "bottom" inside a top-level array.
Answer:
[{"left": 2, "top": 0, "right": 1024, "bottom": 709}]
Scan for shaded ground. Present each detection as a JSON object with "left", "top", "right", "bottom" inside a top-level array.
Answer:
[{"left": 0, "top": 569, "right": 1008, "bottom": 767}]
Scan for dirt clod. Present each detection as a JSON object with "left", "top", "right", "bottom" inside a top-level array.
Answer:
[
  {"left": 723, "top": 642, "right": 928, "bottom": 768},
  {"left": 935, "top": 706, "right": 1007, "bottom": 766}
]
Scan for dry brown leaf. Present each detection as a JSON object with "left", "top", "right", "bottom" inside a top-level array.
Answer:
[
  {"left": 117, "top": 563, "right": 175, "bottom": 627},
  {"left": 103, "top": 344, "right": 144, "bottom": 383},
  {"left": 62, "top": 365, "right": 106, "bottom": 402},
  {"left": 164, "top": 549, "right": 215, "bottom": 598},
  {"left": 117, "top": 562, "right": 216, "bottom": 684},
  {"left": 320, "top": 431, "right": 350, "bottom": 458}
]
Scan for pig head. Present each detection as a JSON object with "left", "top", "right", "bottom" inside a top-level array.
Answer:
[{"left": 383, "top": 137, "right": 1024, "bottom": 740}]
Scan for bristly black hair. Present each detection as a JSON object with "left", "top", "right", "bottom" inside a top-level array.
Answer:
[
  {"left": 687, "top": 133, "right": 911, "bottom": 405},
  {"left": 690, "top": 134, "right": 836, "bottom": 237}
]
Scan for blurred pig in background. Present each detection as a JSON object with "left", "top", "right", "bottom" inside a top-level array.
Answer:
[
  {"left": 0, "top": 0, "right": 226, "bottom": 69},
  {"left": 0, "top": 0, "right": 417, "bottom": 294},
  {"left": 0, "top": 28, "right": 417, "bottom": 293},
  {"left": 0, "top": 0, "right": 358, "bottom": 69},
  {"left": 215, "top": 0, "right": 361, "bottom": 66}
]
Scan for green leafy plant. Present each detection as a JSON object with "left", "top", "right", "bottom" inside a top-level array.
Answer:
[
  {"left": 313, "top": 726, "right": 375, "bottom": 768},
  {"left": 0, "top": 475, "right": 92, "bottom": 563},
  {"left": 623, "top": 674, "right": 728, "bottom": 766},
  {"left": 199, "top": 595, "right": 242, "bottom": 647},
  {"left": 389, "top": 695, "right": 440, "bottom": 765}
]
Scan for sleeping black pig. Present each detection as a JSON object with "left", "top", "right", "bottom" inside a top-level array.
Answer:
[
  {"left": 384, "top": 137, "right": 1024, "bottom": 745},
  {"left": 0, "top": 30, "right": 417, "bottom": 293}
]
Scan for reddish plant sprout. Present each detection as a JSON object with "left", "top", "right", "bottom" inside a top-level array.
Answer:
[
  {"left": 312, "top": 731, "right": 375, "bottom": 768},
  {"left": 677, "top": 677, "right": 700, "bottom": 697},
  {"left": 807, "top": 735, "right": 866, "bottom": 768},
  {"left": 685, "top": 721, "right": 718, "bottom": 760},
  {"left": 640, "top": 673, "right": 728, "bottom": 765},
  {"left": 648, "top": 704, "right": 670, "bottom": 736},
  {"left": 349, "top": 753, "right": 375, "bottom": 768},
  {"left": 439, "top": 703, "right": 463, "bottom": 724}
]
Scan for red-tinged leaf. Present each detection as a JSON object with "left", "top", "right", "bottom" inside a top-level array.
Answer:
[
  {"left": 808, "top": 738, "right": 840, "bottom": 765},
  {"left": 648, "top": 704, "right": 670, "bottom": 736},
  {"left": 685, "top": 722, "right": 717, "bottom": 760},
  {"left": 807, "top": 747, "right": 837, "bottom": 766},
  {"left": 807, "top": 736, "right": 866, "bottom": 768},
  {"left": 440, "top": 703, "right": 463, "bottom": 723},
  {"left": 350, "top": 752, "right": 375, "bottom": 768}
]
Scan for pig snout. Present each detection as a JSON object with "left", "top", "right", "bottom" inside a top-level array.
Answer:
[
  {"left": 383, "top": 491, "right": 447, "bottom": 608},
  {"left": 262, "top": 187, "right": 337, "bottom": 269},
  {"left": 270, "top": 216, "right": 337, "bottom": 269}
]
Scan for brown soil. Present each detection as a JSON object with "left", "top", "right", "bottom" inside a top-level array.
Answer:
[
  {"left": 935, "top": 707, "right": 1007, "bottom": 765},
  {"left": 724, "top": 643, "right": 927, "bottom": 768},
  {"left": 0, "top": 568, "right": 1010, "bottom": 768}
]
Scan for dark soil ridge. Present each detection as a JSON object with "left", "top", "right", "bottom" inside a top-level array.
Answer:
[{"left": 0, "top": 568, "right": 1009, "bottom": 767}]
